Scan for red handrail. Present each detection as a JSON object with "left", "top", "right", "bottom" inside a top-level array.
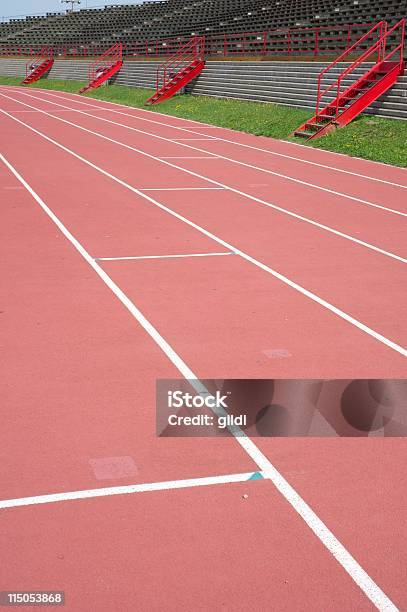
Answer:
[
  {"left": 334, "top": 19, "right": 405, "bottom": 116},
  {"left": 87, "top": 42, "right": 122, "bottom": 84},
  {"left": 201, "top": 22, "right": 374, "bottom": 58},
  {"left": 1, "top": 22, "right": 376, "bottom": 59},
  {"left": 25, "top": 46, "right": 53, "bottom": 78},
  {"left": 316, "top": 19, "right": 405, "bottom": 118},
  {"left": 316, "top": 21, "right": 385, "bottom": 114},
  {"left": 155, "top": 36, "right": 205, "bottom": 93}
]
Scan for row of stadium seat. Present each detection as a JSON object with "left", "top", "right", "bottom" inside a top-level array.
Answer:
[{"left": 0, "top": 0, "right": 404, "bottom": 56}]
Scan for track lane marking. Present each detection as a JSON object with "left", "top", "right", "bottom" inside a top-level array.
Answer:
[
  {"left": 169, "top": 137, "right": 216, "bottom": 141},
  {"left": 1, "top": 92, "right": 405, "bottom": 266},
  {"left": 6, "top": 108, "right": 92, "bottom": 114},
  {"left": 139, "top": 186, "right": 225, "bottom": 191},
  {"left": 0, "top": 472, "right": 262, "bottom": 509},
  {"left": 17, "top": 86, "right": 407, "bottom": 190},
  {"left": 0, "top": 151, "right": 399, "bottom": 611},
  {"left": 95, "top": 252, "right": 235, "bottom": 261},
  {"left": 159, "top": 156, "right": 221, "bottom": 159}
]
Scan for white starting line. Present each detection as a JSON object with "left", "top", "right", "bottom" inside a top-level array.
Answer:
[
  {"left": 96, "top": 251, "right": 235, "bottom": 261},
  {"left": 0, "top": 471, "right": 264, "bottom": 509}
]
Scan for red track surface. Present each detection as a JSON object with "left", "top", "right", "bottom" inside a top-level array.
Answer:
[{"left": 1, "top": 86, "right": 406, "bottom": 611}]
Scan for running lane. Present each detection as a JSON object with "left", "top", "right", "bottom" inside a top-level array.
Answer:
[
  {"left": 1, "top": 92, "right": 405, "bottom": 365},
  {"left": 0, "top": 160, "right": 256, "bottom": 500},
  {"left": 1, "top": 91, "right": 406, "bottom": 610},
  {"left": 12, "top": 86, "right": 407, "bottom": 203}
]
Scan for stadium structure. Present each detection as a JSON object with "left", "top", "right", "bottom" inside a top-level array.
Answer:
[{"left": 0, "top": 0, "right": 405, "bottom": 123}]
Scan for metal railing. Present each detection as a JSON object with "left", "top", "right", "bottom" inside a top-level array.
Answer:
[
  {"left": 128, "top": 22, "right": 376, "bottom": 59},
  {"left": 0, "top": 22, "right": 383, "bottom": 60},
  {"left": 155, "top": 36, "right": 204, "bottom": 93},
  {"left": 87, "top": 41, "right": 122, "bottom": 84},
  {"left": 25, "top": 46, "right": 53, "bottom": 79},
  {"left": 316, "top": 18, "right": 405, "bottom": 118}
]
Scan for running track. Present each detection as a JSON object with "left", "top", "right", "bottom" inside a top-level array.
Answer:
[{"left": 1, "top": 85, "right": 406, "bottom": 611}]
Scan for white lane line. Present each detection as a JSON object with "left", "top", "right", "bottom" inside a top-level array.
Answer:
[
  {"left": 10, "top": 89, "right": 406, "bottom": 219},
  {"left": 0, "top": 472, "right": 260, "bottom": 509},
  {"left": 7, "top": 108, "right": 87, "bottom": 114},
  {"left": 139, "top": 186, "right": 225, "bottom": 191},
  {"left": 96, "top": 252, "right": 235, "bottom": 261},
  {"left": 261, "top": 463, "right": 399, "bottom": 612},
  {"left": 280, "top": 136, "right": 407, "bottom": 174},
  {"left": 0, "top": 153, "right": 399, "bottom": 612},
  {"left": 1, "top": 92, "right": 405, "bottom": 266},
  {"left": 23, "top": 86, "right": 407, "bottom": 190},
  {"left": 172, "top": 137, "right": 216, "bottom": 141},
  {"left": 1, "top": 108, "right": 406, "bottom": 361}
]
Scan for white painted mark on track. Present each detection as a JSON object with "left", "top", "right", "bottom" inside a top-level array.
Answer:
[
  {"left": 0, "top": 472, "right": 261, "bottom": 509},
  {"left": 96, "top": 252, "right": 235, "bottom": 261},
  {"left": 139, "top": 186, "right": 225, "bottom": 191}
]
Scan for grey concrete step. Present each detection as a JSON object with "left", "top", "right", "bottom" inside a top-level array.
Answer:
[{"left": 0, "top": 58, "right": 405, "bottom": 120}]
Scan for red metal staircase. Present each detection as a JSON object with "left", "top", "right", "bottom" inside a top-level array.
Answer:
[
  {"left": 21, "top": 48, "right": 54, "bottom": 85},
  {"left": 294, "top": 19, "right": 405, "bottom": 140},
  {"left": 145, "top": 36, "right": 205, "bottom": 105},
  {"left": 79, "top": 43, "right": 123, "bottom": 94}
]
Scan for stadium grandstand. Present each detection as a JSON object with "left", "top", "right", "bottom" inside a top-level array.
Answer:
[
  {"left": 0, "top": 0, "right": 404, "bottom": 57},
  {"left": 0, "top": 0, "right": 405, "bottom": 121}
]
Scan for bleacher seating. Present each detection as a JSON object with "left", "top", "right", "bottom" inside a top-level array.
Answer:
[{"left": 0, "top": 0, "right": 404, "bottom": 57}]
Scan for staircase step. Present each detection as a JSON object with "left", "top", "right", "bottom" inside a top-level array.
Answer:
[
  {"left": 316, "top": 115, "right": 333, "bottom": 123},
  {"left": 294, "top": 130, "right": 313, "bottom": 138},
  {"left": 304, "top": 123, "right": 320, "bottom": 131},
  {"left": 146, "top": 57, "right": 205, "bottom": 105}
]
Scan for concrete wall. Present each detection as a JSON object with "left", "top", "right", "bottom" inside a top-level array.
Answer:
[{"left": 1, "top": 58, "right": 405, "bottom": 120}]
